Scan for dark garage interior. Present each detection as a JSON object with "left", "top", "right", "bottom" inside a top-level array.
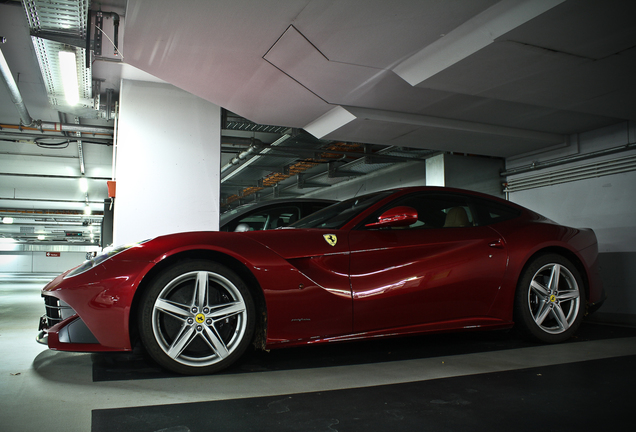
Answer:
[{"left": 1, "top": 1, "right": 635, "bottom": 431}]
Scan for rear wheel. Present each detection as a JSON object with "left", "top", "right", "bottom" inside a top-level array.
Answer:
[
  {"left": 514, "top": 254, "right": 585, "bottom": 343},
  {"left": 139, "top": 260, "right": 255, "bottom": 375}
]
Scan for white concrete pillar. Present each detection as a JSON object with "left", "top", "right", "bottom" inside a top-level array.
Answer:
[
  {"left": 426, "top": 153, "right": 503, "bottom": 197},
  {"left": 113, "top": 80, "right": 221, "bottom": 245},
  {"left": 425, "top": 154, "right": 445, "bottom": 186}
]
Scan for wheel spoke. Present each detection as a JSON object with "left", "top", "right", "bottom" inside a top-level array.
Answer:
[
  {"left": 534, "top": 301, "right": 551, "bottom": 326},
  {"left": 548, "top": 264, "right": 561, "bottom": 292},
  {"left": 530, "top": 280, "right": 549, "bottom": 299},
  {"left": 167, "top": 325, "right": 197, "bottom": 359},
  {"left": 557, "top": 289, "right": 580, "bottom": 302},
  {"left": 193, "top": 271, "right": 208, "bottom": 308},
  {"left": 155, "top": 298, "right": 190, "bottom": 320},
  {"left": 552, "top": 304, "right": 570, "bottom": 331},
  {"left": 202, "top": 325, "right": 230, "bottom": 359},
  {"left": 209, "top": 300, "right": 246, "bottom": 320}
]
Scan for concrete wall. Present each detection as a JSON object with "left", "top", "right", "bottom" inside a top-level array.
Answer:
[
  {"left": 506, "top": 121, "right": 636, "bottom": 325},
  {"left": 114, "top": 80, "right": 221, "bottom": 245},
  {"left": 0, "top": 249, "right": 97, "bottom": 273},
  {"left": 0, "top": 243, "right": 100, "bottom": 273}
]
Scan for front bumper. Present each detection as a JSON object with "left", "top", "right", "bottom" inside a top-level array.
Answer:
[
  {"left": 37, "top": 294, "right": 113, "bottom": 352},
  {"left": 36, "top": 258, "right": 155, "bottom": 352}
]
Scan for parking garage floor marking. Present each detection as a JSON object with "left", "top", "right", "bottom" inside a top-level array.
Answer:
[{"left": 92, "top": 353, "right": 636, "bottom": 432}]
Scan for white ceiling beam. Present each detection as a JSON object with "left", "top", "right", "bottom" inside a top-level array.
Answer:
[
  {"left": 305, "top": 104, "right": 565, "bottom": 144},
  {"left": 303, "top": 106, "right": 357, "bottom": 140},
  {"left": 343, "top": 106, "right": 565, "bottom": 143},
  {"left": 392, "top": 0, "right": 566, "bottom": 86}
]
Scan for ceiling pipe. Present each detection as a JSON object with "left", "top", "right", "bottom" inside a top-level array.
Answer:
[
  {"left": 0, "top": 44, "right": 34, "bottom": 127},
  {"left": 0, "top": 130, "right": 112, "bottom": 144},
  {"left": 221, "top": 141, "right": 264, "bottom": 174},
  {"left": 221, "top": 136, "right": 262, "bottom": 148},
  {"left": 0, "top": 122, "right": 113, "bottom": 136},
  {"left": 0, "top": 172, "right": 110, "bottom": 181},
  {"left": 221, "top": 133, "right": 293, "bottom": 182}
]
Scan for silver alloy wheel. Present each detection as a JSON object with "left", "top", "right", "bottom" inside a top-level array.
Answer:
[
  {"left": 151, "top": 270, "right": 248, "bottom": 368},
  {"left": 527, "top": 263, "right": 581, "bottom": 335}
]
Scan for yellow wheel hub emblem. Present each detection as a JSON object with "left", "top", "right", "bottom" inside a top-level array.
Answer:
[
  {"left": 549, "top": 294, "right": 556, "bottom": 303},
  {"left": 323, "top": 234, "right": 337, "bottom": 246},
  {"left": 195, "top": 313, "right": 205, "bottom": 324}
]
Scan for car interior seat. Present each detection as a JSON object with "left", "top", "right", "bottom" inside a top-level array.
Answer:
[{"left": 443, "top": 207, "right": 471, "bottom": 227}]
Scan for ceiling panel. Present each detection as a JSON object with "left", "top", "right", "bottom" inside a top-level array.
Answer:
[
  {"left": 293, "top": 0, "right": 500, "bottom": 69},
  {"left": 501, "top": 0, "right": 636, "bottom": 59}
]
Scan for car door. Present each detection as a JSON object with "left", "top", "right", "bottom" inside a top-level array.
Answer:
[{"left": 348, "top": 192, "right": 509, "bottom": 333}]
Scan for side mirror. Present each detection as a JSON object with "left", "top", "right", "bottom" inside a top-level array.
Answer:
[{"left": 365, "top": 206, "right": 418, "bottom": 228}]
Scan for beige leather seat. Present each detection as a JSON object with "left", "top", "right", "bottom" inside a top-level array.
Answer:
[{"left": 443, "top": 207, "right": 470, "bottom": 227}]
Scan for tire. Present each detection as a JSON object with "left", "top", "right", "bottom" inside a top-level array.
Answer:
[
  {"left": 139, "top": 260, "right": 255, "bottom": 375},
  {"left": 514, "top": 254, "right": 586, "bottom": 343}
]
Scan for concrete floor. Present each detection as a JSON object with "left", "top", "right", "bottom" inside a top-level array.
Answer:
[{"left": 2, "top": 273, "right": 636, "bottom": 432}]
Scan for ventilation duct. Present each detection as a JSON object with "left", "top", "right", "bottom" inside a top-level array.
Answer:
[
  {"left": 504, "top": 154, "right": 636, "bottom": 193},
  {"left": 0, "top": 45, "right": 34, "bottom": 126}
]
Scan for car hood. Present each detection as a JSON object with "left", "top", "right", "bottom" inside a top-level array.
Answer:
[{"left": 113, "top": 229, "right": 348, "bottom": 264}]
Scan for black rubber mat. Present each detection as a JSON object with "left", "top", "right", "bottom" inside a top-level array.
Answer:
[
  {"left": 92, "top": 321, "right": 636, "bottom": 382},
  {"left": 92, "top": 354, "right": 636, "bottom": 432}
]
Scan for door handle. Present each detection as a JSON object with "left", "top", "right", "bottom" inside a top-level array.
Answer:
[{"left": 489, "top": 239, "right": 504, "bottom": 249}]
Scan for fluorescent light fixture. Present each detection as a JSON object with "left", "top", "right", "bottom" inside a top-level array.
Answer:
[
  {"left": 84, "top": 205, "right": 92, "bottom": 215},
  {"left": 79, "top": 177, "right": 88, "bottom": 192},
  {"left": 2, "top": 217, "right": 13, "bottom": 224},
  {"left": 37, "top": 235, "right": 45, "bottom": 240},
  {"left": 59, "top": 50, "right": 80, "bottom": 105}
]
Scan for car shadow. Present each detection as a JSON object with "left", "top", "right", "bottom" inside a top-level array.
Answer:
[{"left": 90, "top": 320, "right": 636, "bottom": 382}]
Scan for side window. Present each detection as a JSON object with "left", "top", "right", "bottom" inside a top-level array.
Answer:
[
  {"left": 234, "top": 206, "right": 302, "bottom": 231},
  {"left": 301, "top": 202, "right": 334, "bottom": 224},
  {"left": 472, "top": 199, "right": 521, "bottom": 226},
  {"left": 361, "top": 193, "right": 476, "bottom": 230},
  {"left": 440, "top": 205, "right": 474, "bottom": 228}
]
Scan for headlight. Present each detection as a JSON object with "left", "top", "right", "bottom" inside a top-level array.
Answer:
[{"left": 64, "top": 240, "right": 149, "bottom": 278}]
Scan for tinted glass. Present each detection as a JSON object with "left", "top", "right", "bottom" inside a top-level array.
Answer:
[
  {"left": 225, "top": 205, "right": 302, "bottom": 231},
  {"left": 472, "top": 198, "right": 521, "bottom": 225},
  {"left": 359, "top": 192, "right": 520, "bottom": 230},
  {"left": 291, "top": 191, "right": 393, "bottom": 229},
  {"left": 360, "top": 193, "right": 474, "bottom": 229}
]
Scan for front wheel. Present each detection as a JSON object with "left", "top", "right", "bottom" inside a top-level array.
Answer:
[
  {"left": 139, "top": 260, "right": 255, "bottom": 375},
  {"left": 514, "top": 254, "right": 586, "bottom": 343}
]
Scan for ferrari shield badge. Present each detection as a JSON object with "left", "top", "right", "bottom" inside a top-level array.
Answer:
[{"left": 323, "top": 234, "right": 337, "bottom": 247}]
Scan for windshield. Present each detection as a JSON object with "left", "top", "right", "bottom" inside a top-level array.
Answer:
[
  {"left": 291, "top": 191, "right": 392, "bottom": 229},
  {"left": 219, "top": 202, "right": 259, "bottom": 226}
]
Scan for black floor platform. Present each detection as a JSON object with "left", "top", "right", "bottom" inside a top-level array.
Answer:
[
  {"left": 92, "top": 321, "right": 636, "bottom": 382},
  {"left": 92, "top": 353, "right": 636, "bottom": 432}
]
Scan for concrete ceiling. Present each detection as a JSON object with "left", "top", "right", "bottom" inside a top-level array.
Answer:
[
  {"left": 124, "top": 0, "right": 636, "bottom": 157},
  {"left": 1, "top": 0, "right": 635, "bottom": 244}
]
